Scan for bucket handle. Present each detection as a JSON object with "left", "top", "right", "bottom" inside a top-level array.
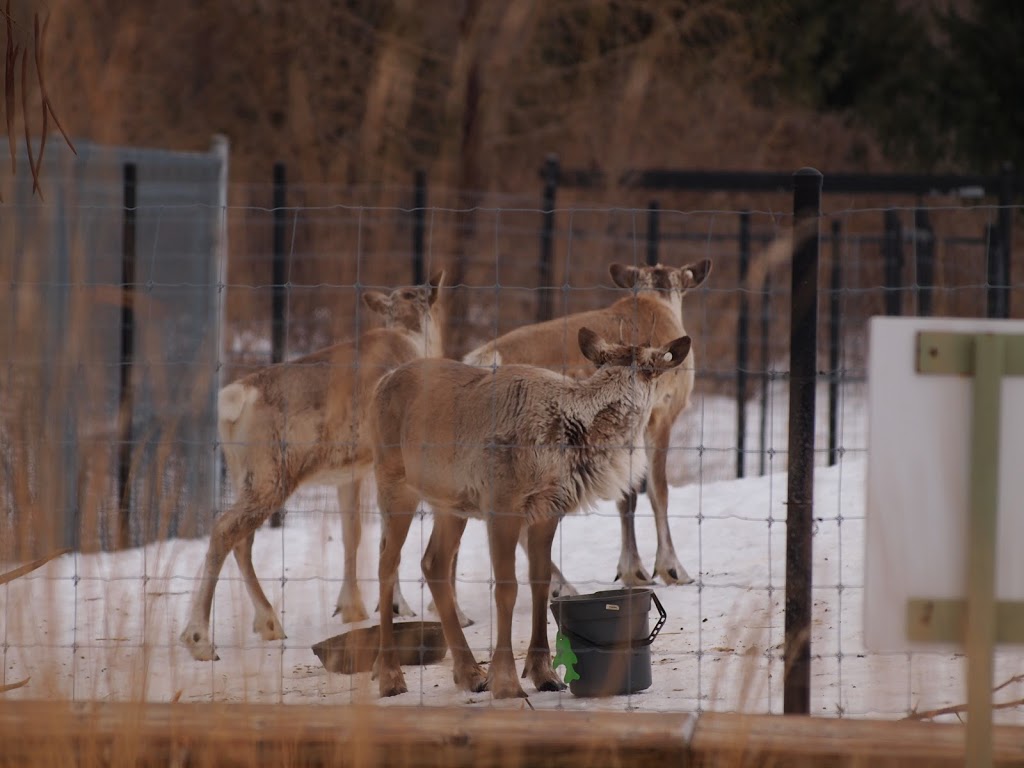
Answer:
[{"left": 560, "top": 592, "right": 667, "bottom": 652}]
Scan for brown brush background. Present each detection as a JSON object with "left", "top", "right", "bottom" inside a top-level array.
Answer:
[{"left": 2, "top": 2, "right": 1023, "bottom": 763}]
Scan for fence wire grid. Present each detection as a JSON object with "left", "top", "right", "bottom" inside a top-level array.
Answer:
[{"left": 2, "top": 163, "right": 1024, "bottom": 721}]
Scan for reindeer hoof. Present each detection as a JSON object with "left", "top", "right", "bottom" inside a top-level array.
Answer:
[
  {"left": 537, "top": 678, "right": 567, "bottom": 693},
  {"left": 488, "top": 679, "right": 529, "bottom": 700},
  {"left": 655, "top": 560, "right": 693, "bottom": 586},
  {"left": 525, "top": 655, "right": 567, "bottom": 692},
  {"left": 427, "top": 600, "right": 474, "bottom": 628},
  {"left": 378, "top": 666, "right": 408, "bottom": 697},
  {"left": 615, "top": 568, "right": 654, "bottom": 586},
  {"left": 252, "top": 613, "right": 287, "bottom": 641},
  {"left": 550, "top": 581, "right": 578, "bottom": 600},
  {"left": 334, "top": 603, "right": 369, "bottom": 623},
  {"left": 374, "top": 601, "right": 418, "bottom": 619},
  {"left": 180, "top": 627, "right": 219, "bottom": 661},
  {"left": 380, "top": 681, "right": 408, "bottom": 698},
  {"left": 454, "top": 664, "right": 489, "bottom": 693}
]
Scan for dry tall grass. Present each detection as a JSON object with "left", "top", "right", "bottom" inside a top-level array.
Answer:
[{"left": 3, "top": 3, "right": 1023, "bottom": 765}]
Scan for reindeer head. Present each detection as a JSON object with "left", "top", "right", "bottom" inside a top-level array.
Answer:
[
  {"left": 578, "top": 327, "right": 691, "bottom": 381},
  {"left": 608, "top": 259, "right": 712, "bottom": 301},
  {"left": 363, "top": 270, "right": 446, "bottom": 355},
  {"left": 363, "top": 270, "right": 445, "bottom": 329}
]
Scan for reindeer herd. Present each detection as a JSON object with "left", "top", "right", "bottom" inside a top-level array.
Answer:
[{"left": 180, "top": 258, "right": 712, "bottom": 700}]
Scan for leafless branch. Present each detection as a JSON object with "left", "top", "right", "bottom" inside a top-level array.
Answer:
[
  {"left": 5, "top": 0, "right": 17, "bottom": 175},
  {"left": 904, "top": 674, "right": 1024, "bottom": 721},
  {"left": 21, "top": 46, "right": 37, "bottom": 198},
  {"left": 0, "top": 5, "right": 75, "bottom": 200},
  {"left": 0, "top": 548, "right": 71, "bottom": 586}
]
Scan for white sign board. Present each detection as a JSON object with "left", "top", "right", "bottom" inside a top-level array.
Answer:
[{"left": 864, "top": 316, "right": 1024, "bottom": 652}]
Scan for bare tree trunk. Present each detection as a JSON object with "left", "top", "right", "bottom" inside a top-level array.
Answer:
[{"left": 437, "top": 0, "right": 538, "bottom": 358}]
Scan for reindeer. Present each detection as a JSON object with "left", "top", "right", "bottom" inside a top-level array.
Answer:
[
  {"left": 371, "top": 327, "right": 691, "bottom": 698},
  {"left": 180, "top": 272, "right": 445, "bottom": 661},
  {"left": 463, "top": 259, "right": 711, "bottom": 589}
]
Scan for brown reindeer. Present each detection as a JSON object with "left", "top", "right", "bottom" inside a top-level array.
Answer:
[
  {"left": 180, "top": 272, "right": 445, "bottom": 661},
  {"left": 371, "top": 327, "right": 691, "bottom": 698},
  {"left": 463, "top": 259, "right": 711, "bottom": 588}
]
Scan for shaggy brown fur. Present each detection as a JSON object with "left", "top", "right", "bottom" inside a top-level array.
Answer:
[
  {"left": 372, "top": 327, "right": 690, "bottom": 699},
  {"left": 463, "top": 259, "right": 711, "bottom": 587},
  {"left": 181, "top": 272, "right": 445, "bottom": 661}
]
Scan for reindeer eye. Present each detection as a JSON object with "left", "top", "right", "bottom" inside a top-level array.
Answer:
[
  {"left": 662, "top": 352, "right": 673, "bottom": 362},
  {"left": 401, "top": 290, "right": 415, "bottom": 299}
]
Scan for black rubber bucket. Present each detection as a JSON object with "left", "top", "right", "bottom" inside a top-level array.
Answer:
[{"left": 550, "top": 587, "right": 666, "bottom": 697}]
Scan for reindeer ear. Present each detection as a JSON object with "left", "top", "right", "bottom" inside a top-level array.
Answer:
[
  {"left": 428, "top": 269, "right": 446, "bottom": 305},
  {"left": 363, "top": 291, "right": 392, "bottom": 317},
  {"left": 609, "top": 263, "right": 640, "bottom": 289},
  {"left": 578, "top": 327, "right": 610, "bottom": 365},
  {"left": 657, "top": 336, "right": 692, "bottom": 369},
  {"left": 680, "top": 259, "right": 712, "bottom": 290}
]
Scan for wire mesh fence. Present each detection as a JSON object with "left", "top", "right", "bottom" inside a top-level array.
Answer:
[{"left": 2, "top": 152, "right": 1023, "bottom": 721}]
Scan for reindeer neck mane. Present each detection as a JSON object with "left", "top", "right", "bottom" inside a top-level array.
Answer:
[
  {"left": 390, "top": 317, "right": 441, "bottom": 358},
  {"left": 564, "top": 364, "right": 654, "bottom": 433},
  {"left": 647, "top": 289, "right": 684, "bottom": 330}
]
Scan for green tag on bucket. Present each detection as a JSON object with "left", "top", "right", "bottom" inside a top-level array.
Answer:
[{"left": 552, "top": 631, "right": 580, "bottom": 683}]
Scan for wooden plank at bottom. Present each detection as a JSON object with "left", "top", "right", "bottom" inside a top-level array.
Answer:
[
  {"left": 691, "top": 712, "right": 1024, "bottom": 767},
  {"left": 3, "top": 701, "right": 1024, "bottom": 767},
  {"left": 0, "top": 701, "right": 693, "bottom": 768}
]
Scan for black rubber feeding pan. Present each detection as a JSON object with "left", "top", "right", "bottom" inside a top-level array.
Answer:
[{"left": 312, "top": 621, "right": 448, "bottom": 674}]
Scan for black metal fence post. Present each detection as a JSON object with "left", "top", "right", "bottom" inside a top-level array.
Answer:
[
  {"left": 646, "top": 200, "right": 660, "bottom": 267},
  {"left": 412, "top": 169, "right": 426, "bottom": 285},
  {"left": 736, "top": 211, "right": 751, "bottom": 479},
  {"left": 999, "top": 162, "right": 1014, "bottom": 318},
  {"left": 828, "top": 220, "right": 841, "bottom": 467},
  {"left": 985, "top": 223, "right": 1005, "bottom": 319},
  {"left": 758, "top": 271, "right": 771, "bottom": 478},
  {"left": 914, "top": 208, "right": 935, "bottom": 317},
  {"left": 785, "top": 167, "right": 822, "bottom": 716},
  {"left": 116, "top": 163, "right": 138, "bottom": 550},
  {"left": 537, "top": 154, "right": 559, "bottom": 322},
  {"left": 883, "top": 210, "right": 903, "bottom": 316},
  {"left": 269, "top": 162, "right": 287, "bottom": 528}
]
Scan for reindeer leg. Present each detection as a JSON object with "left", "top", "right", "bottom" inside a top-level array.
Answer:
[
  {"left": 523, "top": 516, "right": 566, "bottom": 692},
  {"left": 487, "top": 512, "right": 527, "bottom": 699},
  {"left": 615, "top": 489, "right": 653, "bottom": 585},
  {"left": 647, "top": 416, "right": 692, "bottom": 585},
  {"left": 180, "top": 490, "right": 283, "bottom": 660},
  {"left": 372, "top": 514, "right": 417, "bottom": 619},
  {"left": 390, "top": 574, "right": 418, "bottom": 618},
  {"left": 518, "top": 525, "right": 576, "bottom": 600},
  {"left": 335, "top": 475, "right": 370, "bottom": 623},
  {"left": 422, "top": 513, "right": 485, "bottom": 692},
  {"left": 233, "top": 531, "right": 286, "bottom": 641},
  {"left": 428, "top": 544, "right": 473, "bottom": 627},
  {"left": 375, "top": 486, "right": 417, "bottom": 698}
]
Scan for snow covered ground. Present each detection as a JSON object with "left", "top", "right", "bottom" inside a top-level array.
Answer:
[{"left": 3, "top": 389, "right": 1023, "bottom": 722}]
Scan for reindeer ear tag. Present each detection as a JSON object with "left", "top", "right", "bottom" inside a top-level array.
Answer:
[{"left": 662, "top": 351, "right": 673, "bottom": 362}]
